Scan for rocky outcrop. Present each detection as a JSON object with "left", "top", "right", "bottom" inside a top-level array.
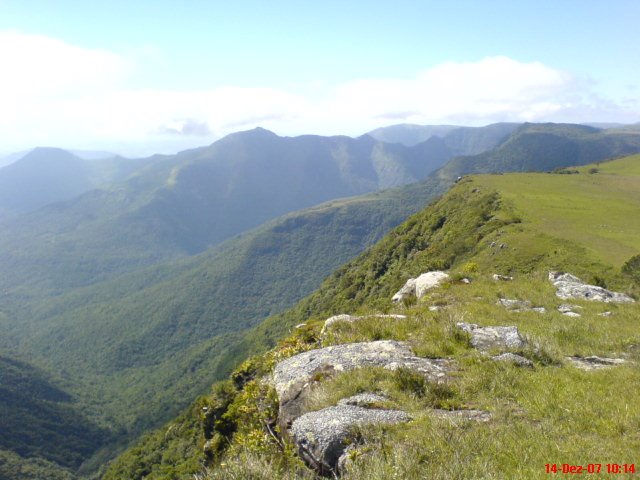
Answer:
[
  {"left": 457, "top": 322, "right": 526, "bottom": 352},
  {"left": 498, "top": 298, "right": 546, "bottom": 313},
  {"left": 492, "top": 352, "right": 533, "bottom": 367},
  {"left": 391, "top": 278, "right": 417, "bottom": 303},
  {"left": 272, "top": 341, "right": 451, "bottom": 427},
  {"left": 337, "top": 393, "right": 388, "bottom": 408},
  {"left": 549, "top": 272, "right": 635, "bottom": 303},
  {"left": 321, "top": 314, "right": 407, "bottom": 334},
  {"left": 558, "top": 304, "right": 582, "bottom": 317},
  {"left": 392, "top": 271, "right": 449, "bottom": 302},
  {"left": 292, "top": 403, "right": 410, "bottom": 475},
  {"left": 566, "top": 356, "right": 627, "bottom": 370}
]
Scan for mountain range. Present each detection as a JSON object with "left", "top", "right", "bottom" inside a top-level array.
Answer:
[{"left": 2, "top": 122, "right": 640, "bottom": 478}]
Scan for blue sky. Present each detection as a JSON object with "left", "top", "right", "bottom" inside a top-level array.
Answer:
[{"left": 0, "top": 0, "right": 639, "bottom": 155}]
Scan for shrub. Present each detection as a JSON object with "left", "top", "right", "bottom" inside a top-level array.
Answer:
[{"left": 622, "top": 254, "right": 640, "bottom": 282}]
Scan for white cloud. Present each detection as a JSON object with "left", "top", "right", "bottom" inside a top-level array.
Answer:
[
  {"left": 0, "top": 32, "right": 637, "bottom": 156},
  {"left": 0, "top": 31, "right": 129, "bottom": 98}
]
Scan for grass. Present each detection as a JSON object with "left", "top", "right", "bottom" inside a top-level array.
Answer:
[
  {"left": 475, "top": 154, "right": 640, "bottom": 267},
  {"left": 338, "top": 361, "right": 640, "bottom": 480}
]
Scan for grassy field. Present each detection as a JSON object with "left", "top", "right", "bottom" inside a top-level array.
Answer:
[{"left": 476, "top": 154, "right": 640, "bottom": 268}]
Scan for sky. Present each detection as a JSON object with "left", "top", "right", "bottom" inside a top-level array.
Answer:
[{"left": 0, "top": 0, "right": 639, "bottom": 156}]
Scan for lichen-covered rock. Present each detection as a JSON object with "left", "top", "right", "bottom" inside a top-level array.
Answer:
[
  {"left": 292, "top": 404, "right": 410, "bottom": 474},
  {"left": 492, "top": 352, "right": 533, "bottom": 367},
  {"left": 457, "top": 322, "right": 526, "bottom": 351},
  {"left": 337, "top": 393, "right": 388, "bottom": 408},
  {"left": 392, "top": 271, "right": 449, "bottom": 302},
  {"left": 321, "top": 314, "right": 407, "bottom": 334},
  {"left": 549, "top": 272, "right": 635, "bottom": 303},
  {"left": 391, "top": 278, "right": 417, "bottom": 303},
  {"left": 492, "top": 274, "right": 513, "bottom": 281},
  {"left": 498, "top": 298, "right": 545, "bottom": 313},
  {"left": 557, "top": 304, "right": 582, "bottom": 317},
  {"left": 272, "top": 341, "right": 451, "bottom": 427},
  {"left": 497, "top": 298, "right": 530, "bottom": 310},
  {"left": 566, "top": 356, "right": 627, "bottom": 370},
  {"left": 415, "top": 271, "right": 450, "bottom": 297}
]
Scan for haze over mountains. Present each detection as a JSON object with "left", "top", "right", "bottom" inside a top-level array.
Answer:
[{"left": 2, "top": 121, "right": 640, "bottom": 479}]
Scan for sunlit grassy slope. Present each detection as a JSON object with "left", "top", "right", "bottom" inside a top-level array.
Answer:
[
  {"left": 105, "top": 155, "right": 640, "bottom": 480},
  {"left": 476, "top": 154, "right": 640, "bottom": 267}
]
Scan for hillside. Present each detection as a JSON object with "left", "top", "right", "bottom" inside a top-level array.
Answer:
[
  {"left": 0, "top": 181, "right": 441, "bottom": 477},
  {"left": 367, "top": 122, "right": 520, "bottom": 152},
  {"left": 367, "top": 124, "right": 460, "bottom": 146},
  {"left": 105, "top": 154, "right": 640, "bottom": 479},
  {"left": 0, "top": 352, "right": 108, "bottom": 480},
  {"left": 434, "top": 123, "right": 640, "bottom": 182}
]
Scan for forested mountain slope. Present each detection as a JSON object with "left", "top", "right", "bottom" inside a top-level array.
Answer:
[
  {"left": 367, "top": 122, "right": 520, "bottom": 151},
  {"left": 0, "top": 181, "right": 441, "bottom": 478}
]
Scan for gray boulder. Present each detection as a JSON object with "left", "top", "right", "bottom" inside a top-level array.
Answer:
[
  {"left": 549, "top": 272, "right": 635, "bottom": 303},
  {"left": 292, "top": 404, "right": 410, "bottom": 474},
  {"left": 272, "top": 340, "right": 451, "bottom": 427},
  {"left": 457, "top": 322, "right": 526, "bottom": 351},
  {"left": 391, "top": 278, "right": 417, "bottom": 303},
  {"left": 392, "top": 271, "right": 449, "bottom": 302}
]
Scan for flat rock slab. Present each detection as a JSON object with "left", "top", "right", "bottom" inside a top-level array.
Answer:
[
  {"left": 498, "top": 298, "right": 545, "bottom": 313},
  {"left": 492, "top": 352, "right": 533, "bottom": 367},
  {"left": 392, "top": 271, "right": 449, "bottom": 302},
  {"left": 292, "top": 404, "right": 410, "bottom": 474},
  {"left": 567, "top": 356, "right": 627, "bottom": 370},
  {"left": 337, "top": 393, "right": 388, "bottom": 408},
  {"left": 272, "top": 340, "right": 451, "bottom": 427},
  {"left": 549, "top": 272, "right": 635, "bottom": 304},
  {"left": 431, "top": 409, "right": 491, "bottom": 422},
  {"left": 321, "top": 314, "right": 407, "bottom": 334},
  {"left": 457, "top": 322, "right": 526, "bottom": 352}
]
